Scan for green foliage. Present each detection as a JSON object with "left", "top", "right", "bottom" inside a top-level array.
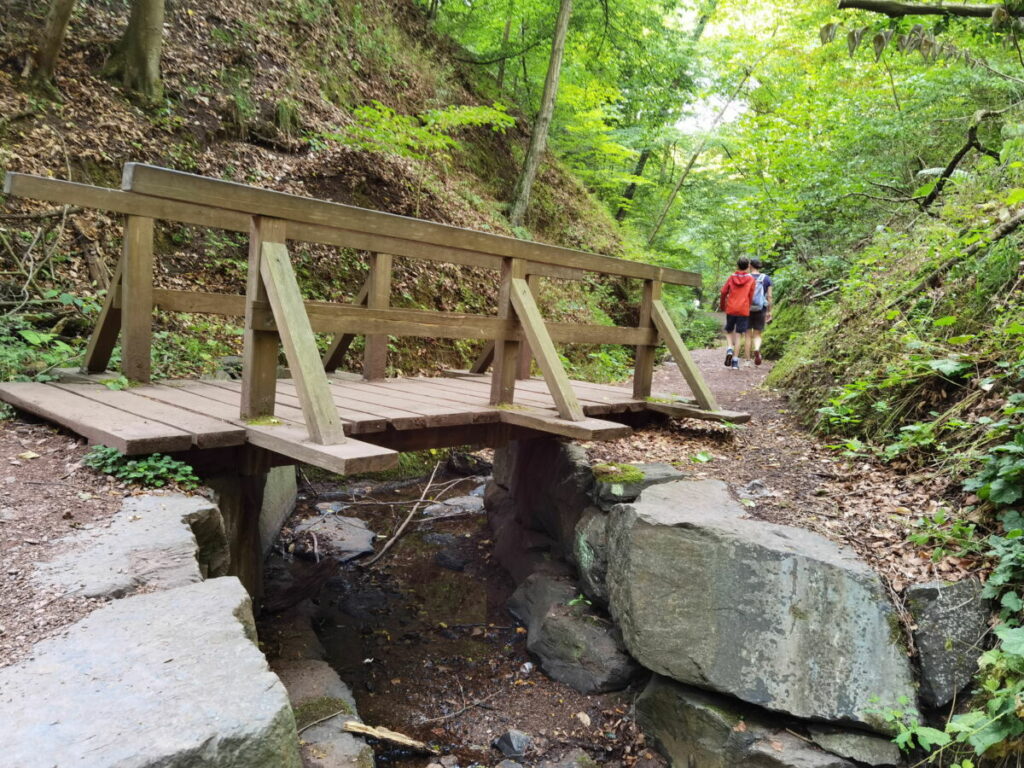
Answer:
[
  {"left": 0, "top": 315, "right": 84, "bottom": 382},
  {"left": 83, "top": 446, "right": 199, "bottom": 490},
  {"left": 321, "top": 101, "right": 513, "bottom": 162}
]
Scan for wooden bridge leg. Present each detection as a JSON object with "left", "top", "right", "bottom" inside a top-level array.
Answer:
[
  {"left": 490, "top": 258, "right": 522, "bottom": 406},
  {"left": 516, "top": 273, "right": 539, "bottom": 380},
  {"left": 258, "top": 226, "right": 345, "bottom": 445},
  {"left": 242, "top": 216, "right": 280, "bottom": 420},
  {"left": 82, "top": 257, "right": 123, "bottom": 373},
  {"left": 651, "top": 298, "right": 720, "bottom": 412},
  {"left": 633, "top": 279, "right": 658, "bottom": 399},
  {"left": 121, "top": 215, "right": 154, "bottom": 382},
  {"left": 470, "top": 341, "right": 495, "bottom": 374},
  {"left": 362, "top": 252, "right": 392, "bottom": 381},
  {"left": 322, "top": 279, "right": 370, "bottom": 372},
  {"left": 510, "top": 274, "right": 584, "bottom": 422}
]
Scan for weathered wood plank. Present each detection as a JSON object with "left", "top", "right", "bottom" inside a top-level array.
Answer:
[
  {"left": 363, "top": 252, "right": 392, "bottom": 380},
  {"left": 178, "top": 380, "right": 311, "bottom": 426},
  {"left": 120, "top": 164, "right": 702, "bottom": 286},
  {"left": 215, "top": 379, "right": 387, "bottom": 433},
  {"left": 645, "top": 401, "right": 750, "bottom": 424},
  {"left": 8, "top": 172, "right": 702, "bottom": 286},
  {"left": 469, "top": 341, "right": 494, "bottom": 373},
  {"left": 496, "top": 408, "right": 632, "bottom": 441},
  {"left": 0, "top": 382, "right": 192, "bottom": 454},
  {"left": 651, "top": 299, "right": 719, "bottom": 412},
  {"left": 50, "top": 383, "right": 246, "bottom": 449},
  {"left": 490, "top": 259, "right": 521, "bottom": 407},
  {"left": 241, "top": 217, "right": 280, "bottom": 421},
  {"left": 322, "top": 279, "right": 370, "bottom": 372},
  {"left": 245, "top": 424, "right": 397, "bottom": 475},
  {"left": 150, "top": 289, "right": 658, "bottom": 345},
  {"left": 633, "top": 279, "right": 659, "bottom": 400},
  {"left": 259, "top": 238, "right": 345, "bottom": 444},
  {"left": 510, "top": 276, "right": 584, "bottom": 422},
  {"left": 121, "top": 215, "right": 154, "bottom": 382},
  {"left": 82, "top": 257, "right": 123, "bottom": 374}
]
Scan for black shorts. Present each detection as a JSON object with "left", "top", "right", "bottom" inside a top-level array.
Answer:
[
  {"left": 748, "top": 309, "right": 766, "bottom": 331},
  {"left": 724, "top": 314, "right": 749, "bottom": 333}
]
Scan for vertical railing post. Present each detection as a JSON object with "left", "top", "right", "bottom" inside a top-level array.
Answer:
[
  {"left": 241, "top": 216, "right": 283, "bottom": 420},
  {"left": 121, "top": 215, "right": 154, "bottom": 382},
  {"left": 490, "top": 257, "right": 524, "bottom": 406},
  {"left": 633, "top": 278, "right": 660, "bottom": 400},
  {"left": 516, "top": 273, "right": 540, "bottom": 379},
  {"left": 362, "top": 252, "right": 392, "bottom": 381}
]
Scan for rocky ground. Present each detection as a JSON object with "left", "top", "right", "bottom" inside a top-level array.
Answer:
[{"left": 0, "top": 419, "right": 125, "bottom": 666}]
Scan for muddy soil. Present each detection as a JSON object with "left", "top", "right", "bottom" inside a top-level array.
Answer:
[{"left": 260, "top": 474, "right": 658, "bottom": 768}]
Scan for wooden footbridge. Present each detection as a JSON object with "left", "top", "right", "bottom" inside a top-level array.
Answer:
[{"left": 0, "top": 165, "right": 745, "bottom": 476}]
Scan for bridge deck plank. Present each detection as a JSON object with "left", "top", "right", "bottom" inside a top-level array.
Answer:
[{"left": 0, "top": 369, "right": 737, "bottom": 475}]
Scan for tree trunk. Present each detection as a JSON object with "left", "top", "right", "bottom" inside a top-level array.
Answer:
[
  {"left": 646, "top": 58, "right": 763, "bottom": 246},
  {"left": 613, "top": 0, "right": 718, "bottom": 222},
  {"left": 26, "top": 0, "right": 77, "bottom": 83},
  {"left": 615, "top": 148, "right": 652, "bottom": 221},
  {"left": 119, "top": 0, "right": 166, "bottom": 103},
  {"left": 508, "top": 0, "right": 572, "bottom": 228},
  {"left": 838, "top": 0, "right": 1024, "bottom": 18},
  {"left": 496, "top": 4, "right": 514, "bottom": 90}
]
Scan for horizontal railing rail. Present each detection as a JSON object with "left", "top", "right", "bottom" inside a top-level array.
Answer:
[{"left": 3, "top": 166, "right": 720, "bottom": 447}]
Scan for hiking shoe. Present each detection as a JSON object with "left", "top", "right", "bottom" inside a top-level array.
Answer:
[
  {"left": 724, "top": 347, "right": 734, "bottom": 367},
  {"left": 755, "top": 351, "right": 762, "bottom": 366},
  {"left": 732, "top": 358, "right": 740, "bottom": 370}
]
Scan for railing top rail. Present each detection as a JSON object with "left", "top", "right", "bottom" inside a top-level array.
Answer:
[{"left": 119, "top": 164, "right": 700, "bottom": 287}]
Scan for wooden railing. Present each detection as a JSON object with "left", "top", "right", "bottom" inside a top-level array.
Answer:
[{"left": 3, "top": 164, "right": 718, "bottom": 446}]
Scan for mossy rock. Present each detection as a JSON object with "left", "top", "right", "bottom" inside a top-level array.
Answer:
[{"left": 292, "top": 696, "right": 353, "bottom": 731}]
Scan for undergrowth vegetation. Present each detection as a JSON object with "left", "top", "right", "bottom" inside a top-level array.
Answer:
[
  {"left": 83, "top": 445, "right": 200, "bottom": 490},
  {"left": 768, "top": 138, "right": 1024, "bottom": 764}
]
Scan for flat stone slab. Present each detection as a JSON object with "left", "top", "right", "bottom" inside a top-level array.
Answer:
[
  {"left": 295, "top": 515, "right": 375, "bottom": 561},
  {"left": 423, "top": 495, "right": 485, "bottom": 517},
  {"left": 607, "top": 480, "right": 918, "bottom": 730},
  {"left": 0, "top": 577, "right": 300, "bottom": 767},
  {"left": 36, "top": 493, "right": 229, "bottom": 598}
]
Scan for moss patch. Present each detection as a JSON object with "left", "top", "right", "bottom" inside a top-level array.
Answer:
[
  {"left": 293, "top": 696, "right": 353, "bottom": 730},
  {"left": 245, "top": 416, "right": 284, "bottom": 426},
  {"left": 592, "top": 462, "right": 645, "bottom": 485}
]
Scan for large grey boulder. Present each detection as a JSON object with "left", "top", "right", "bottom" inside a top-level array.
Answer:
[
  {"left": 508, "top": 573, "right": 639, "bottom": 693},
  {"left": 906, "top": 579, "right": 989, "bottom": 708},
  {"left": 607, "top": 480, "right": 917, "bottom": 730},
  {"left": 637, "top": 675, "right": 856, "bottom": 768},
  {"left": 36, "top": 493, "right": 229, "bottom": 598},
  {"left": 0, "top": 577, "right": 301, "bottom": 767}
]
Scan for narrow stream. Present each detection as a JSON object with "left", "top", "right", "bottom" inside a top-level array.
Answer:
[{"left": 259, "top": 466, "right": 652, "bottom": 768}]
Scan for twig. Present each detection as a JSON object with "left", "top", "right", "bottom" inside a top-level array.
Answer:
[
  {"left": 362, "top": 462, "right": 441, "bottom": 567},
  {"left": 420, "top": 691, "right": 499, "bottom": 723},
  {"left": 297, "top": 709, "right": 350, "bottom": 735},
  {"left": 0, "top": 207, "right": 82, "bottom": 221},
  {"left": 311, "top": 531, "right": 319, "bottom": 563}
]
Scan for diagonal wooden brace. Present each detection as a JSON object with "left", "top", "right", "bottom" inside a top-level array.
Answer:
[
  {"left": 651, "top": 298, "right": 719, "bottom": 412},
  {"left": 260, "top": 240, "right": 346, "bottom": 445},
  {"left": 509, "top": 276, "right": 584, "bottom": 422}
]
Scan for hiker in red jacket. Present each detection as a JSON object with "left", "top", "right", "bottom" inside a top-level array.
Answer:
[{"left": 719, "top": 257, "right": 755, "bottom": 368}]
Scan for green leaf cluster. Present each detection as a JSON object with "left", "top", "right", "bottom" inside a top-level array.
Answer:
[{"left": 82, "top": 446, "right": 200, "bottom": 490}]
